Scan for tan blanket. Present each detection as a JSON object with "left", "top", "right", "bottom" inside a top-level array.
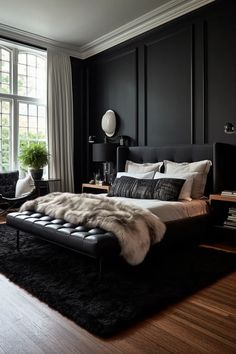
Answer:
[{"left": 20, "top": 193, "right": 166, "bottom": 265}]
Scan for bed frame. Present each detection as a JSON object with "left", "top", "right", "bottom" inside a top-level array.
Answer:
[
  {"left": 117, "top": 142, "right": 236, "bottom": 247},
  {"left": 117, "top": 143, "right": 236, "bottom": 195},
  {"left": 6, "top": 143, "right": 236, "bottom": 275}
]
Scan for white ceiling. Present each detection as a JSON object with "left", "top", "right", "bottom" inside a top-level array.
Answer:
[
  {"left": 0, "top": 0, "right": 215, "bottom": 58},
  {"left": 0, "top": 0, "right": 165, "bottom": 46}
]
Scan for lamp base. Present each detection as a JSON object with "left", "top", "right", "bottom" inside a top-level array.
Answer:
[{"left": 103, "top": 162, "right": 115, "bottom": 185}]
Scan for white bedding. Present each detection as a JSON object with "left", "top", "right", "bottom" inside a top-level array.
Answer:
[{"left": 108, "top": 196, "right": 208, "bottom": 222}]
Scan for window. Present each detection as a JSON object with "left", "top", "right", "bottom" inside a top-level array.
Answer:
[{"left": 0, "top": 40, "right": 47, "bottom": 172}]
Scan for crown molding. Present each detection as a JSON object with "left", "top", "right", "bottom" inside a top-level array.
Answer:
[
  {"left": 0, "top": 0, "right": 215, "bottom": 60},
  {"left": 80, "top": 0, "right": 215, "bottom": 59},
  {"left": 0, "top": 23, "right": 82, "bottom": 58}
]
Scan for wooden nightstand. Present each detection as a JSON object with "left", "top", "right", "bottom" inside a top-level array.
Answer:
[
  {"left": 209, "top": 194, "right": 236, "bottom": 203},
  {"left": 209, "top": 194, "right": 236, "bottom": 240},
  {"left": 82, "top": 183, "right": 111, "bottom": 194}
]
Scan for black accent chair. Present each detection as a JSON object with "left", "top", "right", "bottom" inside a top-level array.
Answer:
[{"left": 0, "top": 171, "right": 37, "bottom": 215}]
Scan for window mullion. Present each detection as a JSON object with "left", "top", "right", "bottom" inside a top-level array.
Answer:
[
  {"left": 12, "top": 99, "right": 19, "bottom": 170},
  {"left": 12, "top": 48, "right": 18, "bottom": 95},
  {"left": 11, "top": 49, "right": 18, "bottom": 170},
  {"left": 0, "top": 92, "right": 43, "bottom": 105}
]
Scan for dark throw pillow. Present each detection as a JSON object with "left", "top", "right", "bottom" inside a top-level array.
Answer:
[{"left": 108, "top": 176, "right": 185, "bottom": 201}]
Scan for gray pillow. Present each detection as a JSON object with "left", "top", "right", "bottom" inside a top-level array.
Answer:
[{"left": 108, "top": 176, "right": 185, "bottom": 201}]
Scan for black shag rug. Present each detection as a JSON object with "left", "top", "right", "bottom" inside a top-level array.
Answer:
[{"left": 0, "top": 224, "right": 236, "bottom": 337}]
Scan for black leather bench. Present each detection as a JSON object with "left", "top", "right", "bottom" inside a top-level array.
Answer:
[{"left": 6, "top": 211, "right": 120, "bottom": 277}]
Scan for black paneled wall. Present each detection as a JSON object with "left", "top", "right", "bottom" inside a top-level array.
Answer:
[
  {"left": 88, "top": 49, "right": 138, "bottom": 143},
  {"left": 206, "top": 1, "right": 236, "bottom": 144},
  {"left": 145, "top": 26, "right": 193, "bottom": 146},
  {"left": 71, "top": 0, "right": 236, "bottom": 187},
  {"left": 84, "top": 0, "right": 236, "bottom": 145}
]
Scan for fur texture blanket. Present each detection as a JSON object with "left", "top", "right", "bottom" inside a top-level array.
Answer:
[{"left": 20, "top": 193, "right": 166, "bottom": 265}]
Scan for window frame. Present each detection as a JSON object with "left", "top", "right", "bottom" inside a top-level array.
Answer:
[
  {"left": 0, "top": 97, "right": 13, "bottom": 170},
  {"left": 0, "top": 45, "right": 12, "bottom": 95},
  {"left": 0, "top": 41, "right": 47, "bottom": 172}
]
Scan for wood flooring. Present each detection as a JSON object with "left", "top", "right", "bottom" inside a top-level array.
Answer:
[{"left": 0, "top": 234, "right": 236, "bottom": 353}]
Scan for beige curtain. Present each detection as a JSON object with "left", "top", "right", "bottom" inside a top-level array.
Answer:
[{"left": 47, "top": 50, "right": 74, "bottom": 192}]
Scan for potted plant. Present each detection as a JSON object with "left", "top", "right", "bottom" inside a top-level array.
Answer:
[{"left": 19, "top": 143, "right": 49, "bottom": 180}]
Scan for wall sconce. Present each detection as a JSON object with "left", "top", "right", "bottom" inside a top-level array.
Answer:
[
  {"left": 88, "top": 135, "right": 95, "bottom": 143},
  {"left": 101, "top": 110, "right": 116, "bottom": 139},
  {"left": 224, "top": 122, "right": 235, "bottom": 134}
]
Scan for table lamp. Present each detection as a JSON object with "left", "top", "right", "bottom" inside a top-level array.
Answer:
[{"left": 92, "top": 143, "right": 117, "bottom": 184}]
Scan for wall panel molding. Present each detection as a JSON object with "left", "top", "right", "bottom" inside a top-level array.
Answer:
[
  {"left": 88, "top": 48, "right": 138, "bottom": 145},
  {"left": 145, "top": 26, "right": 193, "bottom": 146},
  {"left": 203, "top": 20, "right": 208, "bottom": 144},
  {"left": 190, "top": 24, "right": 194, "bottom": 144}
]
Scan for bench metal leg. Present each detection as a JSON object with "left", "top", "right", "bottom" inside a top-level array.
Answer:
[{"left": 16, "top": 230, "right": 20, "bottom": 251}]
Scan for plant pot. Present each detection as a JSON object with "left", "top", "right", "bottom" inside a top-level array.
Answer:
[{"left": 30, "top": 169, "right": 43, "bottom": 180}]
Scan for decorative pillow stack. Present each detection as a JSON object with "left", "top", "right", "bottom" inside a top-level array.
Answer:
[
  {"left": 163, "top": 160, "right": 212, "bottom": 199},
  {"left": 112, "top": 158, "right": 212, "bottom": 201}
]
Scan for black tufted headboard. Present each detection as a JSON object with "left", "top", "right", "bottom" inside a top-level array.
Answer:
[{"left": 117, "top": 143, "right": 236, "bottom": 196}]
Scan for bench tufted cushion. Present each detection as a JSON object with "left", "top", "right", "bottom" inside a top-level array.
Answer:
[{"left": 6, "top": 211, "right": 120, "bottom": 259}]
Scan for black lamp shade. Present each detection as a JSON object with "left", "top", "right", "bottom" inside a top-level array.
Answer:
[{"left": 92, "top": 143, "right": 117, "bottom": 162}]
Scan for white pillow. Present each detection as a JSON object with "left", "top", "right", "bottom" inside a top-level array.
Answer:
[
  {"left": 15, "top": 174, "right": 35, "bottom": 197},
  {"left": 163, "top": 160, "right": 212, "bottom": 199},
  {"left": 116, "top": 171, "right": 155, "bottom": 179},
  {"left": 154, "top": 171, "right": 197, "bottom": 201},
  {"left": 125, "top": 160, "right": 162, "bottom": 173}
]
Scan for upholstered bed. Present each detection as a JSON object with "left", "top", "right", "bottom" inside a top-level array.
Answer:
[{"left": 6, "top": 142, "right": 236, "bottom": 274}]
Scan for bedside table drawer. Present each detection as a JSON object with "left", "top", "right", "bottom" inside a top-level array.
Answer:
[{"left": 82, "top": 183, "right": 111, "bottom": 194}]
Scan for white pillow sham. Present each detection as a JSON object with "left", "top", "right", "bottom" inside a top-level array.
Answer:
[
  {"left": 15, "top": 174, "right": 35, "bottom": 197},
  {"left": 163, "top": 159, "right": 212, "bottom": 199},
  {"left": 125, "top": 160, "right": 162, "bottom": 173},
  {"left": 116, "top": 171, "right": 155, "bottom": 179},
  {"left": 154, "top": 171, "right": 197, "bottom": 201}
]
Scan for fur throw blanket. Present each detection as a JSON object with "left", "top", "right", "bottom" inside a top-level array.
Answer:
[{"left": 20, "top": 193, "right": 166, "bottom": 265}]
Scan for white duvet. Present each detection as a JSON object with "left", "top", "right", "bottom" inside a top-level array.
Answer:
[{"left": 107, "top": 196, "right": 209, "bottom": 222}]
